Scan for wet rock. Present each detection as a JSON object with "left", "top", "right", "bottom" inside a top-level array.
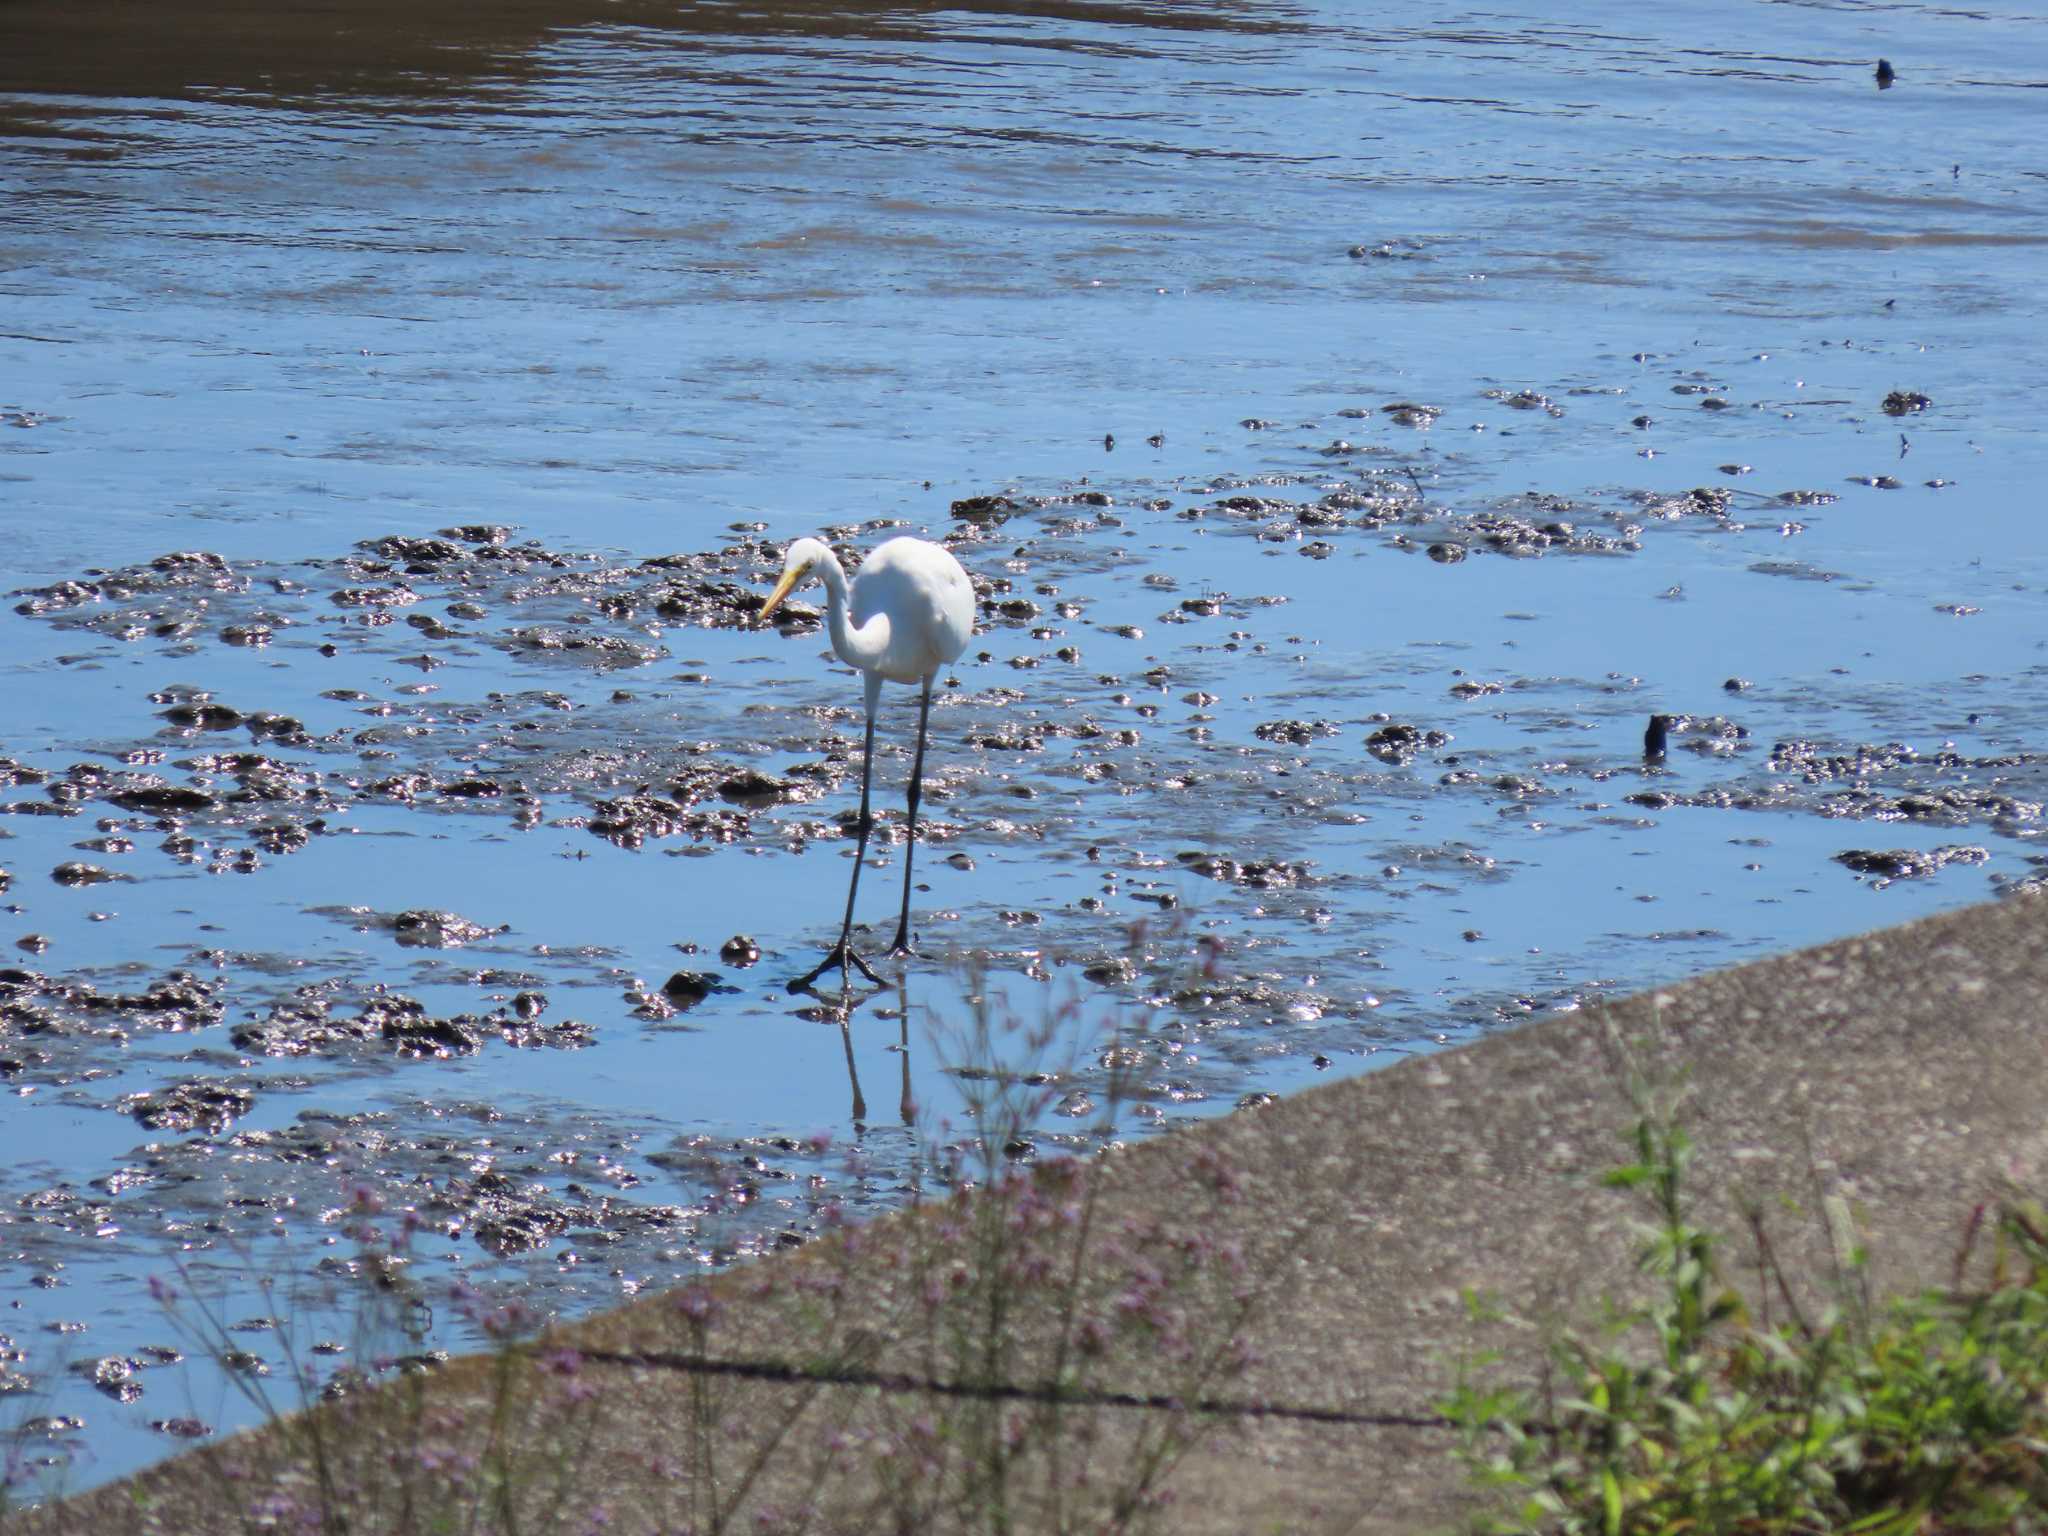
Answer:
[
  {"left": 74, "top": 1356, "right": 143, "bottom": 1404},
  {"left": 158, "top": 701, "right": 242, "bottom": 731},
  {"left": 949, "top": 494, "right": 1030, "bottom": 525},
  {"left": 14, "top": 579, "right": 103, "bottom": 616},
  {"left": 332, "top": 585, "right": 419, "bottom": 609},
  {"left": 439, "top": 779, "right": 506, "bottom": 798},
  {"left": 1448, "top": 680, "right": 1502, "bottom": 700},
  {"left": 1834, "top": 846, "right": 1987, "bottom": 883},
  {"left": 661, "top": 970, "right": 719, "bottom": 1007},
  {"left": 51, "top": 862, "right": 129, "bottom": 887},
  {"left": 393, "top": 910, "right": 497, "bottom": 949},
  {"left": 81, "top": 974, "right": 222, "bottom": 1028},
  {"left": 147, "top": 551, "right": 234, "bottom": 584},
  {"left": 1253, "top": 720, "right": 1338, "bottom": 746},
  {"left": 357, "top": 773, "right": 436, "bottom": 804},
  {"left": 1381, "top": 402, "right": 1441, "bottom": 428},
  {"left": 719, "top": 936, "right": 761, "bottom": 967},
  {"left": 122, "top": 1079, "right": 256, "bottom": 1135},
  {"left": 588, "top": 794, "right": 748, "bottom": 848},
  {"left": 641, "top": 573, "right": 787, "bottom": 630},
  {"left": 1365, "top": 724, "right": 1451, "bottom": 765},
  {"left": 150, "top": 1417, "right": 211, "bottom": 1439},
  {"left": 108, "top": 785, "right": 215, "bottom": 816},
  {"left": 461, "top": 1172, "right": 574, "bottom": 1257},
  {"left": 1209, "top": 495, "right": 1300, "bottom": 520},
  {"left": 1082, "top": 957, "right": 1136, "bottom": 986},
  {"left": 1054, "top": 1090, "right": 1094, "bottom": 1118},
  {"left": 205, "top": 753, "right": 330, "bottom": 805},
  {"left": 1426, "top": 542, "right": 1467, "bottom": 564},
  {"left": 372, "top": 997, "right": 486, "bottom": 1059},
  {"left": 1458, "top": 505, "right": 1625, "bottom": 558},
  {"left": 1768, "top": 739, "right": 1920, "bottom": 783},
  {"left": 754, "top": 595, "right": 824, "bottom": 632},
  {"left": 1175, "top": 852, "right": 1311, "bottom": 888},
  {"left": 498, "top": 1012, "right": 593, "bottom": 1050},
  {"left": 508, "top": 628, "right": 660, "bottom": 669},
  {"left": 1486, "top": 388, "right": 1562, "bottom": 417},
  {"left": 18, "top": 1414, "right": 86, "bottom": 1438},
  {"left": 1881, "top": 390, "right": 1931, "bottom": 415},
  {"left": 359, "top": 535, "right": 467, "bottom": 565},
  {"left": 3, "top": 800, "right": 76, "bottom": 818},
  {"left": 0, "top": 969, "right": 229, "bottom": 1037},
  {"left": 251, "top": 821, "right": 312, "bottom": 855},
  {"left": 230, "top": 999, "right": 375, "bottom": 1056},
  {"left": 716, "top": 770, "right": 790, "bottom": 806},
  {"left": 244, "top": 711, "right": 308, "bottom": 743},
  {"left": 1633, "top": 485, "right": 1732, "bottom": 521}
]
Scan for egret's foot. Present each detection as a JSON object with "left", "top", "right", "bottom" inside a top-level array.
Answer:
[{"left": 787, "top": 940, "right": 883, "bottom": 994}]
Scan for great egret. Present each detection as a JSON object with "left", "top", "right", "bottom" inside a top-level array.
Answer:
[{"left": 758, "top": 535, "right": 975, "bottom": 990}]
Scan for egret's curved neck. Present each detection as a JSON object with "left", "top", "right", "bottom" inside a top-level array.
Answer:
[{"left": 814, "top": 551, "right": 890, "bottom": 675}]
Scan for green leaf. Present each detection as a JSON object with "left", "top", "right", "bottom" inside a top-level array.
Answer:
[{"left": 1601, "top": 1468, "right": 1623, "bottom": 1536}]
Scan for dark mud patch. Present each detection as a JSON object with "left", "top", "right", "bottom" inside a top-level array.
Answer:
[
  {"left": 120, "top": 1077, "right": 258, "bottom": 1135},
  {"left": 1833, "top": 845, "right": 1990, "bottom": 888},
  {"left": 0, "top": 969, "right": 224, "bottom": 1041}
]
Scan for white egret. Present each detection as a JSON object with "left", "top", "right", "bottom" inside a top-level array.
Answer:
[{"left": 758, "top": 535, "right": 975, "bottom": 990}]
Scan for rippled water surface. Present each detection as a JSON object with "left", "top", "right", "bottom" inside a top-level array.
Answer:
[{"left": 4, "top": 0, "right": 2047, "bottom": 1494}]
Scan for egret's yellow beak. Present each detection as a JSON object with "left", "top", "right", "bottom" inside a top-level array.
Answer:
[{"left": 758, "top": 564, "right": 805, "bottom": 623}]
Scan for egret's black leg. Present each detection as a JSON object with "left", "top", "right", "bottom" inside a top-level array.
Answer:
[
  {"left": 896, "top": 975, "right": 915, "bottom": 1126},
  {"left": 788, "top": 708, "right": 884, "bottom": 992},
  {"left": 888, "top": 679, "right": 934, "bottom": 957},
  {"left": 840, "top": 1016, "right": 867, "bottom": 1127}
]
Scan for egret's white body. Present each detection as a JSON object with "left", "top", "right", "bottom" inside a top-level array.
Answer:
[{"left": 760, "top": 535, "right": 974, "bottom": 988}]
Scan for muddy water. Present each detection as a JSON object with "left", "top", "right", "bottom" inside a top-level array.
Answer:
[{"left": 5, "top": 0, "right": 2048, "bottom": 1495}]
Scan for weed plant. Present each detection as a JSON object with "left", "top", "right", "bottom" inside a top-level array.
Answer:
[{"left": 1444, "top": 1103, "right": 2048, "bottom": 1535}]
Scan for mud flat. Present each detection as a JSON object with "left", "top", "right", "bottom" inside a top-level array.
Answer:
[{"left": 2, "top": 371, "right": 2046, "bottom": 1489}]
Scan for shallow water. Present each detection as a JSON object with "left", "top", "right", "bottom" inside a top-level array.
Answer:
[{"left": 3, "top": 0, "right": 2047, "bottom": 1496}]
